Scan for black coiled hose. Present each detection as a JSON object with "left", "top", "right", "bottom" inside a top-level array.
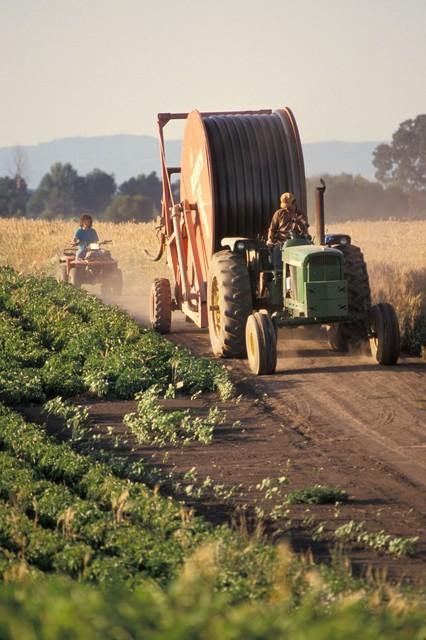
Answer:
[{"left": 202, "top": 110, "right": 306, "bottom": 250}]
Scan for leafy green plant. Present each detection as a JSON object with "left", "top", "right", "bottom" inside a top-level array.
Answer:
[
  {"left": 0, "top": 363, "right": 45, "bottom": 404},
  {"left": 285, "top": 485, "right": 348, "bottom": 505},
  {"left": 44, "top": 396, "right": 90, "bottom": 443},
  {"left": 334, "top": 520, "right": 418, "bottom": 557},
  {"left": 255, "top": 477, "right": 289, "bottom": 500},
  {"left": 123, "top": 386, "right": 225, "bottom": 446}
]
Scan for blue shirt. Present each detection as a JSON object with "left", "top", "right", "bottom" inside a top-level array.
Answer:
[{"left": 74, "top": 227, "right": 99, "bottom": 253}]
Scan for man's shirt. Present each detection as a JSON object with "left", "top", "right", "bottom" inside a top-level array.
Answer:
[{"left": 267, "top": 208, "right": 309, "bottom": 244}]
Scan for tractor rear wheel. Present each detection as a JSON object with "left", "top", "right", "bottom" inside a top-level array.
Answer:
[
  {"left": 327, "top": 244, "right": 371, "bottom": 351},
  {"left": 69, "top": 268, "right": 81, "bottom": 289},
  {"left": 246, "top": 311, "right": 277, "bottom": 375},
  {"left": 369, "top": 303, "right": 400, "bottom": 365},
  {"left": 207, "top": 250, "right": 252, "bottom": 357},
  {"left": 150, "top": 278, "right": 172, "bottom": 334}
]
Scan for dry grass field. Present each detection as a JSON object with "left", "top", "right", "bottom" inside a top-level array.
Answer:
[
  {"left": 0, "top": 218, "right": 168, "bottom": 288},
  {"left": 0, "top": 217, "right": 425, "bottom": 352},
  {"left": 334, "top": 220, "right": 426, "bottom": 353}
]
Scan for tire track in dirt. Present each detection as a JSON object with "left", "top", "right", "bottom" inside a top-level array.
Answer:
[{"left": 268, "top": 355, "right": 426, "bottom": 488}]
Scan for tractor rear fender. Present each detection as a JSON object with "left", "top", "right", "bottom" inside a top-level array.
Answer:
[{"left": 220, "top": 237, "right": 258, "bottom": 253}]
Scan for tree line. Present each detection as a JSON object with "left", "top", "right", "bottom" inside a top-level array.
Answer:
[
  {"left": 0, "top": 165, "right": 167, "bottom": 222},
  {"left": 306, "top": 173, "right": 426, "bottom": 222},
  {"left": 0, "top": 114, "right": 425, "bottom": 222},
  {"left": 307, "top": 114, "right": 426, "bottom": 221}
]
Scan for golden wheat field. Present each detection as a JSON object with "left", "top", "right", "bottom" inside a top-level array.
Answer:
[
  {"left": 0, "top": 218, "right": 168, "bottom": 288},
  {"left": 0, "top": 217, "right": 425, "bottom": 351},
  {"left": 335, "top": 220, "right": 426, "bottom": 352}
]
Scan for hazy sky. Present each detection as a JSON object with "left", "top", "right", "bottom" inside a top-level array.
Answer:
[{"left": 1, "top": 0, "right": 425, "bottom": 147}]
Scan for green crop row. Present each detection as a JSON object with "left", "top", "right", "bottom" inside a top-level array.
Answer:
[
  {"left": 0, "top": 311, "right": 49, "bottom": 367},
  {"left": 0, "top": 449, "right": 206, "bottom": 585},
  {"left": 0, "top": 497, "right": 191, "bottom": 586},
  {"left": 0, "top": 267, "right": 234, "bottom": 402},
  {"left": 0, "top": 567, "right": 425, "bottom": 640},
  {"left": 0, "top": 405, "right": 278, "bottom": 600},
  {"left": 0, "top": 405, "right": 208, "bottom": 584},
  {"left": 1, "top": 406, "right": 426, "bottom": 636},
  {"left": 0, "top": 501, "right": 93, "bottom": 575}
]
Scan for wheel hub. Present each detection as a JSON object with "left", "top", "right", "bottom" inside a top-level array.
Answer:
[{"left": 211, "top": 276, "right": 221, "bottom": 337}]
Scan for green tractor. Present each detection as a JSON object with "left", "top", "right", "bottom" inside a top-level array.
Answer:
[{"left": 209, "top": 196, "right": 400, "bottom": 375}]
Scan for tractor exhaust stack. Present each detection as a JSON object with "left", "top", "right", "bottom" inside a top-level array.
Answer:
[{"left": 315, "top": 178, "right": 326, "bottom": 245}]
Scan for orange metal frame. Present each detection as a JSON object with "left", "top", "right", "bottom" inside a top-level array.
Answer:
[{"left": 157, "top": 109, "right": 272, "bottom": 328}]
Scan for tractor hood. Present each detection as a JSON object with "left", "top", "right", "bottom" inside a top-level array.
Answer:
[
  {"left": 281, "top": 243, "right": 347, "bottom": 319},
  {"left": 282, "top": 244, "right": 343, "bottom": 268}
]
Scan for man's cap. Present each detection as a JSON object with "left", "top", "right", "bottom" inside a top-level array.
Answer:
[{"left": 280, "top": 192, "right": 297, "bottom": 206}]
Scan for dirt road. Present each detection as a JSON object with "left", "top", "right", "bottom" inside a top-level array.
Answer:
[
  {"left": 112, "top": 292, "right": 426, "bottom": 487},
  {"left": 101, "top": 291, "right": 426, "bottom": 583}
]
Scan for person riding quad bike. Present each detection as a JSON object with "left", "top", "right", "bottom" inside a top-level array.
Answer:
[
  {"left": 59, "top": 214, "right": 123, "bottom": 294},
  {"left": 72, "top": 213, "right": 99, "bottom": 260}
]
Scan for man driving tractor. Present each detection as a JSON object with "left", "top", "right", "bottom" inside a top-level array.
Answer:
[{"left": 267, "top": 192, "right": 310, "bottom": 245}]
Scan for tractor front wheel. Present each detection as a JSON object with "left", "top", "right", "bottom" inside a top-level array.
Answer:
[
  {"left": 207, "top": 250, "right": 252, "bottom": 357},
  {"left": 150, "top": 278, "right": 172, "bottom": 334},
  {"left": 245, "top": 311, "right": 277, "bottom": 375},
  {"left": 327, "top": 323, "right": 348, "bottom": 351},
  {"left": 369, "top": 303, "right": 400, "bottom": 365}
]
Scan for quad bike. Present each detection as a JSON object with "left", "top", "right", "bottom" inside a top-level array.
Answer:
[{"left": 59, "top": 241, "right": 123, "bottom": 295}]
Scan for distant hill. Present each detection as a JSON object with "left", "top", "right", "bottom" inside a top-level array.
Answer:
[
  {"left": 303, "top": 141, "right": 381, "bottom": 180},
  {"left": 0, "top": 135, "right": 382, "bottom": 188}
]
